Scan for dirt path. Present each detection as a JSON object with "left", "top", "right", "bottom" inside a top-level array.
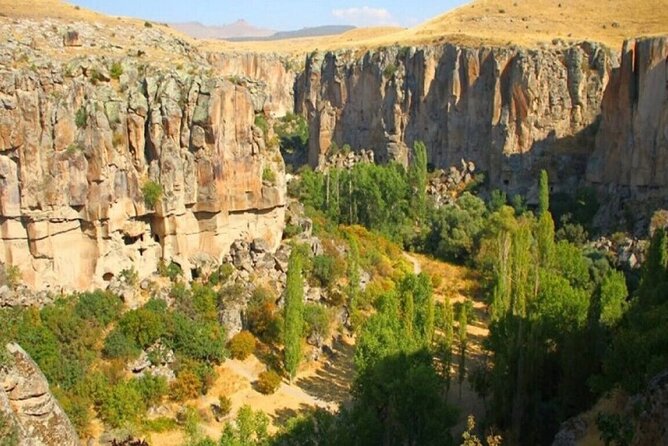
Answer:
[
  {"left": 412, "top": 253, "right": 490, "bottom": 434},
  {"left": 403, "top": 252, "right": 422, "bottom": 275}
]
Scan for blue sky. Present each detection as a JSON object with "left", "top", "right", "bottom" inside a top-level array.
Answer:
[{"left": 68, "top": 1, "right": 467, "bottom": 30}]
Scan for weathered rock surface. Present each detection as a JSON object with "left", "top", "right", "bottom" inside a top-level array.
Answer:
[
  {"left": 0, "top": 54, "right": 286, "bottom": 291},
  {"left": 296, "top": 43, "right": 612, "bottom": 195},
  {"left": 0, "top": 343, "right": 79, "bottom": 445},
  {"left": 208, "top": 52, "right": 298, "bottom": 117}
]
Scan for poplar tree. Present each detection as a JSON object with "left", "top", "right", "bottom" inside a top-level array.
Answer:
[
  {"left": 536, "top": 170, "right": 555, "bottom": 267},
  {"left": 283, "top": 249, "right": 304, "bottom": 382},
  {"left": 408, "top": 141, "right": 428, "bottom": 222}
]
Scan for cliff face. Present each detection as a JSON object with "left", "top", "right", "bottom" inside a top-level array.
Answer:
[
  {"left": 207, "top": 52, "right": 297, "bottom": 117},
  {"left": 0, "top": 343, "right": 79, "bottom": 445},
  {"left": 0, "top": 59, "right": 286, "bottom": 291},
  {"left": 296, "top": 43, "right": 612, "bottom": 194},
  {"left": 587, "top": 37, "right": 668, "bottom": 188}
]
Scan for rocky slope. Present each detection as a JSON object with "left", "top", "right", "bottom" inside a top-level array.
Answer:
[
  {"left": 296, "top": 42, "right": 612, "bottom": 196},
  {"left": 0, "top": 19, "right": 286, "bottom": 291},
  {"left": 0, "top": 343, "right": 79, "bottom": 445}
]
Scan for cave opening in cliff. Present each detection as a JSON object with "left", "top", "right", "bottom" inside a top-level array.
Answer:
[
  {"left": 123, "top": 234, "right": 143, "bottom": 246},
  {"left": 102, "top": 272, "right": 114, "bottom": 282}
]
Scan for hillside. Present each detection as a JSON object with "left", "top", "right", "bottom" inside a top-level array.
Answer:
[{"left": 202, "top": 0, "right": 667, "bottom": 53}]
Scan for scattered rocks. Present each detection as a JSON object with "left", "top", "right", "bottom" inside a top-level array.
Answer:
[
  {"left": 427, "top": 159, "right": 477, "bottom": 207},
  {"left": 320, "top": 149, "right": 375, "bottom": 171}
]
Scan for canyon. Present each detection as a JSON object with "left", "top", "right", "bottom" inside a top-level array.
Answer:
[{"left": 0, "top": 4, "right": 666, "bottom": 293}]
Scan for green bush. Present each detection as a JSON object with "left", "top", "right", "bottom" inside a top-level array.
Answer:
[
  {"left": 311, "top": 255, "right": 337, "bottom": 287},
  {"left": 142, "top": 180, "right": 163, "bottom": 208},
  {"left": 98, "top": 381, "right": 144, "bottom": 428},
  {"left": 142, "top": 416, "right": 178, "bottom": 433},
  {"left": 144, "top": 21, "right": 153, "bottom": 28},
  {"left": 118, "top": 307, "right": 166, "bottom": 349},
  {"left": 75, "top": 290, "right": 123, "bottom": 326},
  {"left": 218, "top": 395, "right": 232, "bottom": 417},
  {"left": 254, "top": 114, "right": 270, "bottom": 138},
  {"left": 228, "top": 331, "right": 257, "bottom": 360},
  {"left": 208, "top": 263, "right": 234, "bottom": 286},
  {"left": 171, "top": 314, "right": 226, "bottom": 363},
  {"left": 109, "top": 61, "right": 123, "bottom": 80},
  {"left": 132, "top": 374, "right": 168, "bottom": 407},
  {"left": 103, "top": 328, "right": 140, "bottom": 360},
  {"left": 0, "top": 264, "right": 21, "bottom": 289},
  {"left": 158, "top": 259, "right": 182, "bottom": 281},
  {"left": 256, "top": 370, "right": 282, "bottom": 394},
  {"left": 75, "top": 107, "right": 87, "bottom": 128},
  {"left": 262, "top": 166, "right": 276, "bottom": 185},
  {"left": 383, "top": 63, "right": 398, "bottom": 78},
  {"left": 303, "top": 304, "right": 331, "bottom": 340}
]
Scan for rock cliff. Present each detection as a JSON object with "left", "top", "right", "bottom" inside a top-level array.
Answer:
[
  {"left": 0, "top": 19, "right": 286, "bottom": 291},
  {"left": 586, "top": 37, "right": 668, "bottom": 226},
  {"left": 296, "top": 42, "right": 612, "bottom": 195},
  {"left": 0, "top": 343, "right": 79, "bottom": 445}
]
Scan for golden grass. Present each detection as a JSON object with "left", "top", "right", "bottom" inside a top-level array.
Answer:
[
  {"left": 205, "top": 0, "right": 668, "bottom": 54},
  {"left": 3, "top": 0, "right": 665, "bottom": 56}
]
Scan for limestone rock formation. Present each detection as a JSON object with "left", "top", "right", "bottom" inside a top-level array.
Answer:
[
  {"left": 208, "top": 52, "right": 298, "bottom": 117},
  {"left": 0, "top": 343, "right": 79, "bottom": 446},
  {"left": 296, "top": 43, "right": 612, "bottom": 195},
  {"left": 587, "top": 37, "right": 668, "bottom": 189},
  {"left": 0, "top": 26, "right": 286, "bottom": 291}
]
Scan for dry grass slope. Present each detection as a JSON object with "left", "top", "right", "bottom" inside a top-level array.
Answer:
[{"left": 2, "top": 0, "right": 666, "bottom": 55}]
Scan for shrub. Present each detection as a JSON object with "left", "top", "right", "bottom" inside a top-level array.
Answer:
[
  {"left": 218, "top": 395, "right": 232, "bottom": 417},
  {"left": 98, "top": 381, "right": 144, "bottom": 428},
  {"left": 109, "top": 61, "right": 123, "bottom": 80},
  {"left": 0, "top": 264, "right": 21, "bottom": 289},
  {"left": 171, "top": 314, "right": 226, "bottom": 363},
  {"left": 75, "top": 107, "right": 87, "bottom": 128},
  {"left": 75, "top": 290, "right": 123, "bottom": 326},
  {"left": 208, "top": 263, "right": 234, "bottom": 286},
  {"left": 254, "top": 114, "right": 269, "bottom": 138},
  {"left": 228, "top": 331, "right": 256, "bottom": 360},
  {"left": 303, "top": 304, "right": 331, "bottom": 340},
  {"left": 169, "top": 371, "right": 201, "bottom": 402},
  {"left": 144, "top": 21, "right": 153, "bottom": 28},
  {"left": 132, "top": 374, "right": 168, "bottom": 407},
  {"left": 119, "top": 267, "right": 138, "bottom": 286},
  {"left": 311, "top": 255, "right": 336, "bottom": 287},
  {"left": 246, "top": 287, "right": 281, "bottom": 343},
  {"left": 142, "top": 417, "right": 178, "bottom": 433},
  {"left": 142, "top": 180, "right": 163, "bottom": 208},
  {"left": 158, "top": 259, "right": 182, "bottom": 281},
  {"left": 262, "top": 166, "right": 276, "bottom": 185},
  {"left": 256, "top": 370, "right": 282, "bottom": 394},
  {"left": 103, "top": 328, "right": 140, "bottom": 360},
  {"left": 383, "top": 63, "right": 398, "bottom": 78},
  {"left": 118, "top": 307, "right": 166, "bottom": 349}
]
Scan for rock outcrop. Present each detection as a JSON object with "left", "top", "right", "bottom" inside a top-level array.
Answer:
[
  {"left": 296, "top": 42, "right": 612, "bottom": 195},
  {"left": 0, "top": 343, "right": 79, "bottom": 446},
  {"left": 207, "top": 52, "right": 298, "bottom": 117},
  {"left": 0, "top": 20, "right": 286, "bottom": 291}
]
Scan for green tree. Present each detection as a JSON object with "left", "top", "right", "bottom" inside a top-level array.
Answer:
[
  {"left": 538, "top": 169, "right": 549, "bottom": 216},
  {"left": 284, "top": 249, "right": 305, "bottom": 381},
  {"left": 408, "top": 141, "right": 428, "bottom": 222}
]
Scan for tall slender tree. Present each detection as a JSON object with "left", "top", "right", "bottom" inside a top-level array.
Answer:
[
  {"left": 409, "top": 141, "right": 429, "bottom": 222},
  {"left": 283, "top": 249, "right": 304, "bottom": 382}
]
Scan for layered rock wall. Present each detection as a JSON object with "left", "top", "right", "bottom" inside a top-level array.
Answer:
[
  {"left": 0, "top": 60, "right": 286, "bottom": 291},
  {"left": 296, "top": 43, "right": 612, "bottom": 195},
  {"left": 587, "top": 37, "right": 668, "bottom": 188},
  {"left": 207, "top": 52, "right": 298, "bottom": 116}
]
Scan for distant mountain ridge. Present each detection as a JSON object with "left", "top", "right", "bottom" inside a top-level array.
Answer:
[
  {"left": 227, "top": 25, "right": 356, "bottom": 42},
  {"left": 171, "top": 19, "right": 275, "bottom": 39},
  {"left": 172, "top": 19, "right": 355, "bottom": 41}
]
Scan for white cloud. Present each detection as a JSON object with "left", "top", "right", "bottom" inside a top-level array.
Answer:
[{"left": 331, "top": 6, "right": 399, "bottom": 27}]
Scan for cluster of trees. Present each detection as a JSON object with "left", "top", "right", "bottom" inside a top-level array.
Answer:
[
  {"left": 273, "top": 272, "right": 457, "bottom": 446},
  {"left": 0, "top": 281, "right": 231, "bottom": 433},
  {"left": 479, "top": 171, "right": 630, "bottom": 444}
]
